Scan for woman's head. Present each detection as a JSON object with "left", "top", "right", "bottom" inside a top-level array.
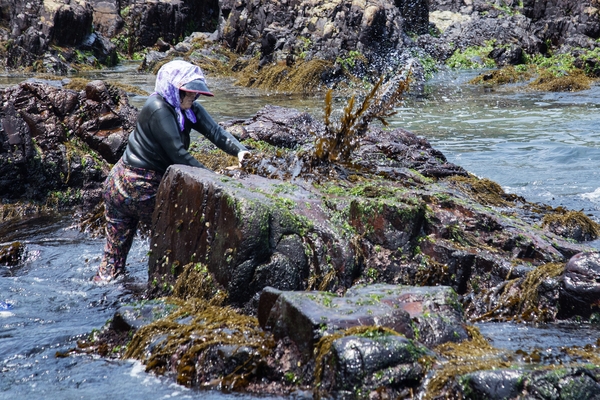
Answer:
[
  {"left": 154, "top": 60, "right": 214, "bottom": 129},
  {"left": 179, "top": 90, "right": 199, "bottom": 110}
]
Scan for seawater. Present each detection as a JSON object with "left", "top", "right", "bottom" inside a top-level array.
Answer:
[{"left": 2, "top": 64, "right": 600, "bottom": 398}]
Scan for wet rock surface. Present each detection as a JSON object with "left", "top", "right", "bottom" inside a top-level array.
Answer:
[
  {"left": 258, "top": 284, "right": 467, "bottom": 355},
  {"left": 559, "top": 251, "right": 600, "bottom": 319}
]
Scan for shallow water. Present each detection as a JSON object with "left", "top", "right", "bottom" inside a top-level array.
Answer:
[{"left": 2, "top": 63, "right": 600, "bottom": 398}]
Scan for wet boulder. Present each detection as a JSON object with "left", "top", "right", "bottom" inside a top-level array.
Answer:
[
  {"left": 558, "top": 251, "right": 600, "bottom": 319},
  {"left": 456, "top": 366, "right": 600, "bottom": 400},
  {"left": 75, "top": 79, "right": 136, "bottom": 163},
  {"left": 258, "top": 284, "right": 468, "bottom": 356},
  {"left": 221, "top": 105, "right": 320, "bottom": 149},
  {"left": 425, "top": 0, "right": 600, "bottom": 66},
  {"left": 3, "top": 0, "right": 117, "bottom": 71},
  {"left": 323, "top": 333, "right": 431, "bottom": 398},
  {"left": 148, "top": 165, "right": 355, "bottom": 307},
  {"left": 0, "top": 242, "right": 25, "bottom": 266}
]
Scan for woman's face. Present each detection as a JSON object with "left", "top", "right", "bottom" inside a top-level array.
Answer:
[{"left": 180, "top": 91, "right": 199, "bottom": 110}]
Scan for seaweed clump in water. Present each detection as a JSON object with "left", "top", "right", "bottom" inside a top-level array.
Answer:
[
  {"left": 446, "top": 175, "right": 523, "bottom": 207},
  {"left": 122, "top": 262, "right": 274, "bottom": 389},
  {"left": 425, "top": 325, "right": 510, "bottom": 400},
  {"left": 529, "top": 69, "right": 593, "bottom": 92},
  {"left": 124, "top": 296, "right": 274, "bottom": 389},
  {"left": 541, "top": 208, "right": 600, "bottom": 241},
  {"left": 470, "top": 65, "right": 534, "bottom": 86},
  {"left": 237, "top": 58, "right": 337, "bottom": 93},
  {"left": 473, "top": 262, "right": 565, "bottom": 323}
]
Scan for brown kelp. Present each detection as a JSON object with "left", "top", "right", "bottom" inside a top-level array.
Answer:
[{"left": 241, "top": 64, "right": 413, "bottom": 180}]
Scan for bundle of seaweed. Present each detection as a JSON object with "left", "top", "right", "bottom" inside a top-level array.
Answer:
[
  {"left": 239, "top": 64, "right": 412, "bottom": 181},
  {"left": 312, "top": 64, "right": 412, "bottom": 166}
]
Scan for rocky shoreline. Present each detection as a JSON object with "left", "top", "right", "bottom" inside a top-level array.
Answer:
[
  {"left": 1, "top": 1, "right": 599, "bottom": 90},
  {"left": 2, "top": 0, "right": 600, "bottom": 399}
]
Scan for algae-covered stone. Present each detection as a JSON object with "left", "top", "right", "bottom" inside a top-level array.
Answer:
[
  {"left": 327, "top": 334, "right": 431, "bottom": 396},
  {"left": 149, "top": 165, "right": 350, "bottom": 305}
]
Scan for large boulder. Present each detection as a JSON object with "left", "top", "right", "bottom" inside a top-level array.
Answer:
[
  {"left": 558, "top": 251, "right": 600, "bottom": 319},
  {"left": 3, "top": 0, "right": 117, "bottom": 71}
]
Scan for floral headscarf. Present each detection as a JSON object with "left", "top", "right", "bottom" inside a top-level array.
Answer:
[{"left": 154, "top": 60, "right": 209, "bottom": 131}]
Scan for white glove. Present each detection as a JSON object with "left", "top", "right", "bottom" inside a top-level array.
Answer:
[{"left": 237, "top": 151, "right": 251, "bottom": 167}]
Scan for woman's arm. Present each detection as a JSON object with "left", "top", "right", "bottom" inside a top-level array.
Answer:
[{"left": 190, "top": 102, "right": 248, "bottom": 157}]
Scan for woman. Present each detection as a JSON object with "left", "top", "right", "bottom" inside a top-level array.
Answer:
[{"left": 94, "top": 60, "right": 249, "bottom": 283}]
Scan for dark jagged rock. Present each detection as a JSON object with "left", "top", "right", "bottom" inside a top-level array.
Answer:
[
  {"left": 425, "top": 0, "right": 600, "bottom": 66},
  {"left": 220, "top": 0, "right": 427, "bottom": 80},
  {"left": 457, "top": 367, "right": 600, "bottom": 400},
  {"left": 0, "top": 81, "right": 136, "bottom": 210},
  {"left": 0, "top": 241, "right": 25, "bottom": 266},
  {"left": 3, "top": 0, "right": 118, "bottom": 71},
  {"left": 325, "top": 333, "right": 430, "bottom": 397}
]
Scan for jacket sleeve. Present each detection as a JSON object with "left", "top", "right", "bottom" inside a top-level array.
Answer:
[
  {"left": 149, "top": 105, "right": 206, "bottom": 169},
  {"left": 191, "top": 102, "right": 248, "bottom": 157}
]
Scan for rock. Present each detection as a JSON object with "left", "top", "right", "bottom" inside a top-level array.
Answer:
[
  {"left": 326, "top": 334, "right": 431, "bottom": 397},
  {"left": 460, "top": 369, "right": 522, "bottom": 399},
  {"left": 220, "top": 0, "right": 425, "bottom": 80},
  {"left": 148, "top": 166, "right": 334, "bottom": 306},
  {"left": 0, "top": 81, "right": 136, "bottom": 207},
  {"left": 0, "top": 242, "right": 25, "bottom": 266},
  {"left": 559, "top": 251, "right": 600, "bottom": 319},
  {"left": 457, "top": 367, "right": 600, "bottom": 400},
  {"left": 79, "top": 32, "right": 118, "bottom": 67},
  {"left": 91, "top": 0, "right": 124, "bottom": 38},
  {"left": 258, "top": 284, "right": 467, "bottom": 355},
  {"left": 112, "top": 300, "right": 178, "bottom": 332}
]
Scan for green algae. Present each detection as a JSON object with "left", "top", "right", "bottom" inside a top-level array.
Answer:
[{"left": 446, "top": 41, "right": 497, "bottom": 70}]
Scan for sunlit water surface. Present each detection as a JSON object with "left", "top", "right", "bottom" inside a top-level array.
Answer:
[{"left": 2, "top": 63, "right": 600, "bottom": 398}]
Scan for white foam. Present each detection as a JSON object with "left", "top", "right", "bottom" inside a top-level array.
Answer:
[
  {"left": 0, "top": 311, "right": 14, "bottom": 318},
  {"left": 581, "top": 188, "right": 600, "bottom": 201}
]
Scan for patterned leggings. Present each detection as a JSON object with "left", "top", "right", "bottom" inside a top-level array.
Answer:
[{"left": 101, "top": 159, "right": 163, "bottom": 271}]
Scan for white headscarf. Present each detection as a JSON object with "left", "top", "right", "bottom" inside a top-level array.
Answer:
[{"left": 154, "top": 60, "right": 209, "bottom": 131}]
